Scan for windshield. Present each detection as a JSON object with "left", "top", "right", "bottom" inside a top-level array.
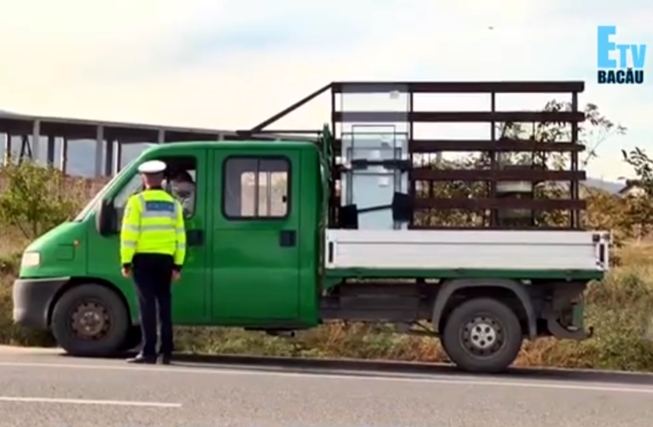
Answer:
[{"left": 72, "top": 158, "right": 138, "bottom": 222}]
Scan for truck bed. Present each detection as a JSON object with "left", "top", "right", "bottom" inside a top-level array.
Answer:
[{"left": 324, "top": 229, "right": 609, "bottom": 273}]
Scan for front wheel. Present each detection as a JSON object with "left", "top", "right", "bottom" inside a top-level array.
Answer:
[
  {"left": 51, "top": 284, "right": 130, "bottom": 357},
  {"left": 441, "top": 297, "right": 523, "bottom": 373}
]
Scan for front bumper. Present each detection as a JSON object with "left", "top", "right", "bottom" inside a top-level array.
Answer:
[{"left": 12, "top": 277, "right": 70, "bottom": 329}]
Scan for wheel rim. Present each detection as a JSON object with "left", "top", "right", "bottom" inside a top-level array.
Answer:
[
  {"left": 69, "top": 301, "right": 111, "bottom": 340},
  {"left": 460, "top": 315, "right": 506, "bottom": 357}
]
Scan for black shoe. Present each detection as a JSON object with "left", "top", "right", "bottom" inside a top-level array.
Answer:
[
  {"left": 159, "top": 354, "right": 172, "bottom": 365},
  {"left": 126, "top": 354, "right": 156, "bottom": 364}
]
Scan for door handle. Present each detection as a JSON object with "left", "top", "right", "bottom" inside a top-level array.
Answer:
[
  {"left": 279, "top": 230, "right": 296, "bottom": 247},
  {"left": 186, "top": 229, "right": 204, "bottom": 246}
]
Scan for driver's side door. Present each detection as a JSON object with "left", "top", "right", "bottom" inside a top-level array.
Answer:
[{"left": 86, "top": 149, "right": 211, "bottom": 325}]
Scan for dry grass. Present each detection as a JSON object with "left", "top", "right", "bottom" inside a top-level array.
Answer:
[
  {"left": 2, "top": 232, "right": 653, "bottom": 371},
  {"left": 0, "top": 254, "right": 55, "bottom": 347},
  {"left": 0, "top": 228, "right": 29, "bottom": 259}
]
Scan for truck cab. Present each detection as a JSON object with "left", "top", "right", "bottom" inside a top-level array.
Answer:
[{"left": 13, "top": 141, "right": 325, "bottom": 353}]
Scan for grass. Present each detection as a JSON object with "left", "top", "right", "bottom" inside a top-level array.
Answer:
[{"left": 2, "top": 233, "right": 653, "bottom": 371}]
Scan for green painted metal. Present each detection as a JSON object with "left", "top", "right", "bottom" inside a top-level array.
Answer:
[
  {"left": 84, "top": 146, "right": 213, "bottom": 324},
  {"left": 20, "top": 222, "right": 87, "bottom": 279},
  {"left": 17, "top": 137, "right": 602, "bottom": 332},
  {"left": 209, "top": 146, "right": 321, "bottom": 327}
]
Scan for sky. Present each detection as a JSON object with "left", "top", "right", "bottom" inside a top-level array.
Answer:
[{"left": 0, "top": 0, "right": 651, "bottom": 181}]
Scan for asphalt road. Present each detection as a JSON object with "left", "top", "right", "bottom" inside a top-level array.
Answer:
[{"left": 1, "top": 347, "right": 653, "bottom": 427}]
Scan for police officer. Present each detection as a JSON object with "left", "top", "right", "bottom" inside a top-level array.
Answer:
[{"left": 120, "top": 160, "right": 186, "bottom": 365}]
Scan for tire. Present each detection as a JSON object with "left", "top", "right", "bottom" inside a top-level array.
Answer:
[
  {"left": 441, "top": 297, "right": 522, "bottom": 373},
  {"left": 51, "top": 284, "right": 130, "bottom": 357}
]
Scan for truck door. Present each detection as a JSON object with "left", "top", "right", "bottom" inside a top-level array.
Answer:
[
  {"left": 211, "top": 149, "right": 301, "bottom": 321},
  {"left": 86, "top": 149, "right": 211, "bottom": 324}
]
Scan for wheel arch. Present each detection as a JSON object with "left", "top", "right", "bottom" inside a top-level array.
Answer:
[
  {"left": 46, "top": 277, "right": 133, "bottom": 327},
  {"left": 432, "top": 278, "right": 536, "bottom": 339}
]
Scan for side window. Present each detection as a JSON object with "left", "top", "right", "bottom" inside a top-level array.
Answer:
[
  {"left": 113, "top": 156, "right": 198, "bottom": 222},
  {"left": 223, "top": 157, "right": 290, "bottom": 219}
]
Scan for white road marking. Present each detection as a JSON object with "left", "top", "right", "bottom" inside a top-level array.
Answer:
[
  {"left": 0, "top": 346, "right": 57, "bottom": 354},
  {"left": 0, "top": 396, "right": 181, "bottom": 408},
  {"left": 0, "top": 361, "right": 652, "bottom": 395}
]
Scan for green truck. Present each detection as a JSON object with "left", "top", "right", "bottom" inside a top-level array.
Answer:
[{"left": 12, "top": 81, "right": 609, "bottom": 373}]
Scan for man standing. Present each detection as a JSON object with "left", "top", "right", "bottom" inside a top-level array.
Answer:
[{"left": 120, "top": 160, "right": 187, "bottom": 365}]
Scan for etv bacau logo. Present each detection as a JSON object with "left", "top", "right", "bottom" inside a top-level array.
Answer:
[{"left": 596, "top": 25, "right": 647, "bottom": 84}]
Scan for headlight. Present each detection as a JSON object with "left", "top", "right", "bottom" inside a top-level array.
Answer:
[{"left": 21, "top": 252, "right": 41, "bottom": 268}]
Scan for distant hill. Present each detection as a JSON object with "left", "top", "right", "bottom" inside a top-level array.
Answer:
[{"left": 585, "top": 177, "right": 623, "bottom": 194}]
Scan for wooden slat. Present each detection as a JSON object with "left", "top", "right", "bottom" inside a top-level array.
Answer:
[
  {"left": 411, "top": 169, "right": 586, "bottom": 181},
  {"left": 332, "top": 111, "right": 585, "bottom": 123},
  {"left": 410, "top": 139, "right": 585, "bottom": 153},
  {"left": 414, "top": 198, "right": 586, "bottom": 210},
  {"left": 331, "top": 139, "right": 585, "bottom": 153},
  {"left": 331, "top": 81, "right": 585, "bottom": 94}
]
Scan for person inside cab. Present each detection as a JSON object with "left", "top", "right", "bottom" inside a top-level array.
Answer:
[{"left": 168, "top": 170, "right": 195, "bottom": 218}]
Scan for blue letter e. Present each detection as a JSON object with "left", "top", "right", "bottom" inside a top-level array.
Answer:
[{"left": 597, "top": 25, "right": 617, "bottom": 68}]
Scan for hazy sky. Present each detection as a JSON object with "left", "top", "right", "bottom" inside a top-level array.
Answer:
[{"left": 0, "top": 0, "right": 651, "bottom": 181}]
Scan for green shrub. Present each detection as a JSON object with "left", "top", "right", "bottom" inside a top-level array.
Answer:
[{"left": 0, "top": 161, "right": 85, "bottom": 240}]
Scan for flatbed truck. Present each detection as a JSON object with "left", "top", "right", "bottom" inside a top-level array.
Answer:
[{"left": 12, "top": 81, "right": 609, "bottom": 372}]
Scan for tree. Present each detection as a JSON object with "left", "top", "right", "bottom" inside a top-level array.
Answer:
[
  {"left": 497, "top": 101, "right": 626, "bottom": 170},
  {"left": 0, "top": 161, "right": 85, "bottom": 239},
  {"left": 415, "top": 100, "right": 626, "bottom": 229},
  {"left": 620, "top": 147, "right": 653, "bottom": 239}
]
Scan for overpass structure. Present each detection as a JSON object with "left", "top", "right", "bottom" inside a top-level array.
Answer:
[{"left": 0, "top": 110, "right": 310, "bottom": 176}]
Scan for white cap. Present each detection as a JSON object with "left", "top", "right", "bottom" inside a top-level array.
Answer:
[{"left": 137, "top": 160, "right": 166, "bottom": 174}]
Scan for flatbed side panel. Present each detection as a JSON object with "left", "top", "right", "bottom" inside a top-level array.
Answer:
[{"left": 325, "top": 229, "right": 608, "bottom": 272}]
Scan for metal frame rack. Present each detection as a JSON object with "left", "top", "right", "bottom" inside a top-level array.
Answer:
[{"left": 246, "top": 80, "right": 587, "bottom": 230}]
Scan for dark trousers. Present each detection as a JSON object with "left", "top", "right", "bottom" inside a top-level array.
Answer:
[{"left": 132, "top": 253, "right": 174, "bottom": 358}]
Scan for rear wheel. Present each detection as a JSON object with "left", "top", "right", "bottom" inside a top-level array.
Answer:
[
  {"left": 51, "top": 284, "right": 130, "bottom": 357},
  {"left": 441, "top": 297, "right": 523, "bottom": 373}
]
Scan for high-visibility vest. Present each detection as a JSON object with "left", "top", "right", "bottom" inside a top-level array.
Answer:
[{"left": 120, "top": 188, "right": 187, "bottom": 267}]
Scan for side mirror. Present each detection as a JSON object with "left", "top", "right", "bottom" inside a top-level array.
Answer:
[{"left": 96, "top": 199, "right": 117, "bottom": 236}]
